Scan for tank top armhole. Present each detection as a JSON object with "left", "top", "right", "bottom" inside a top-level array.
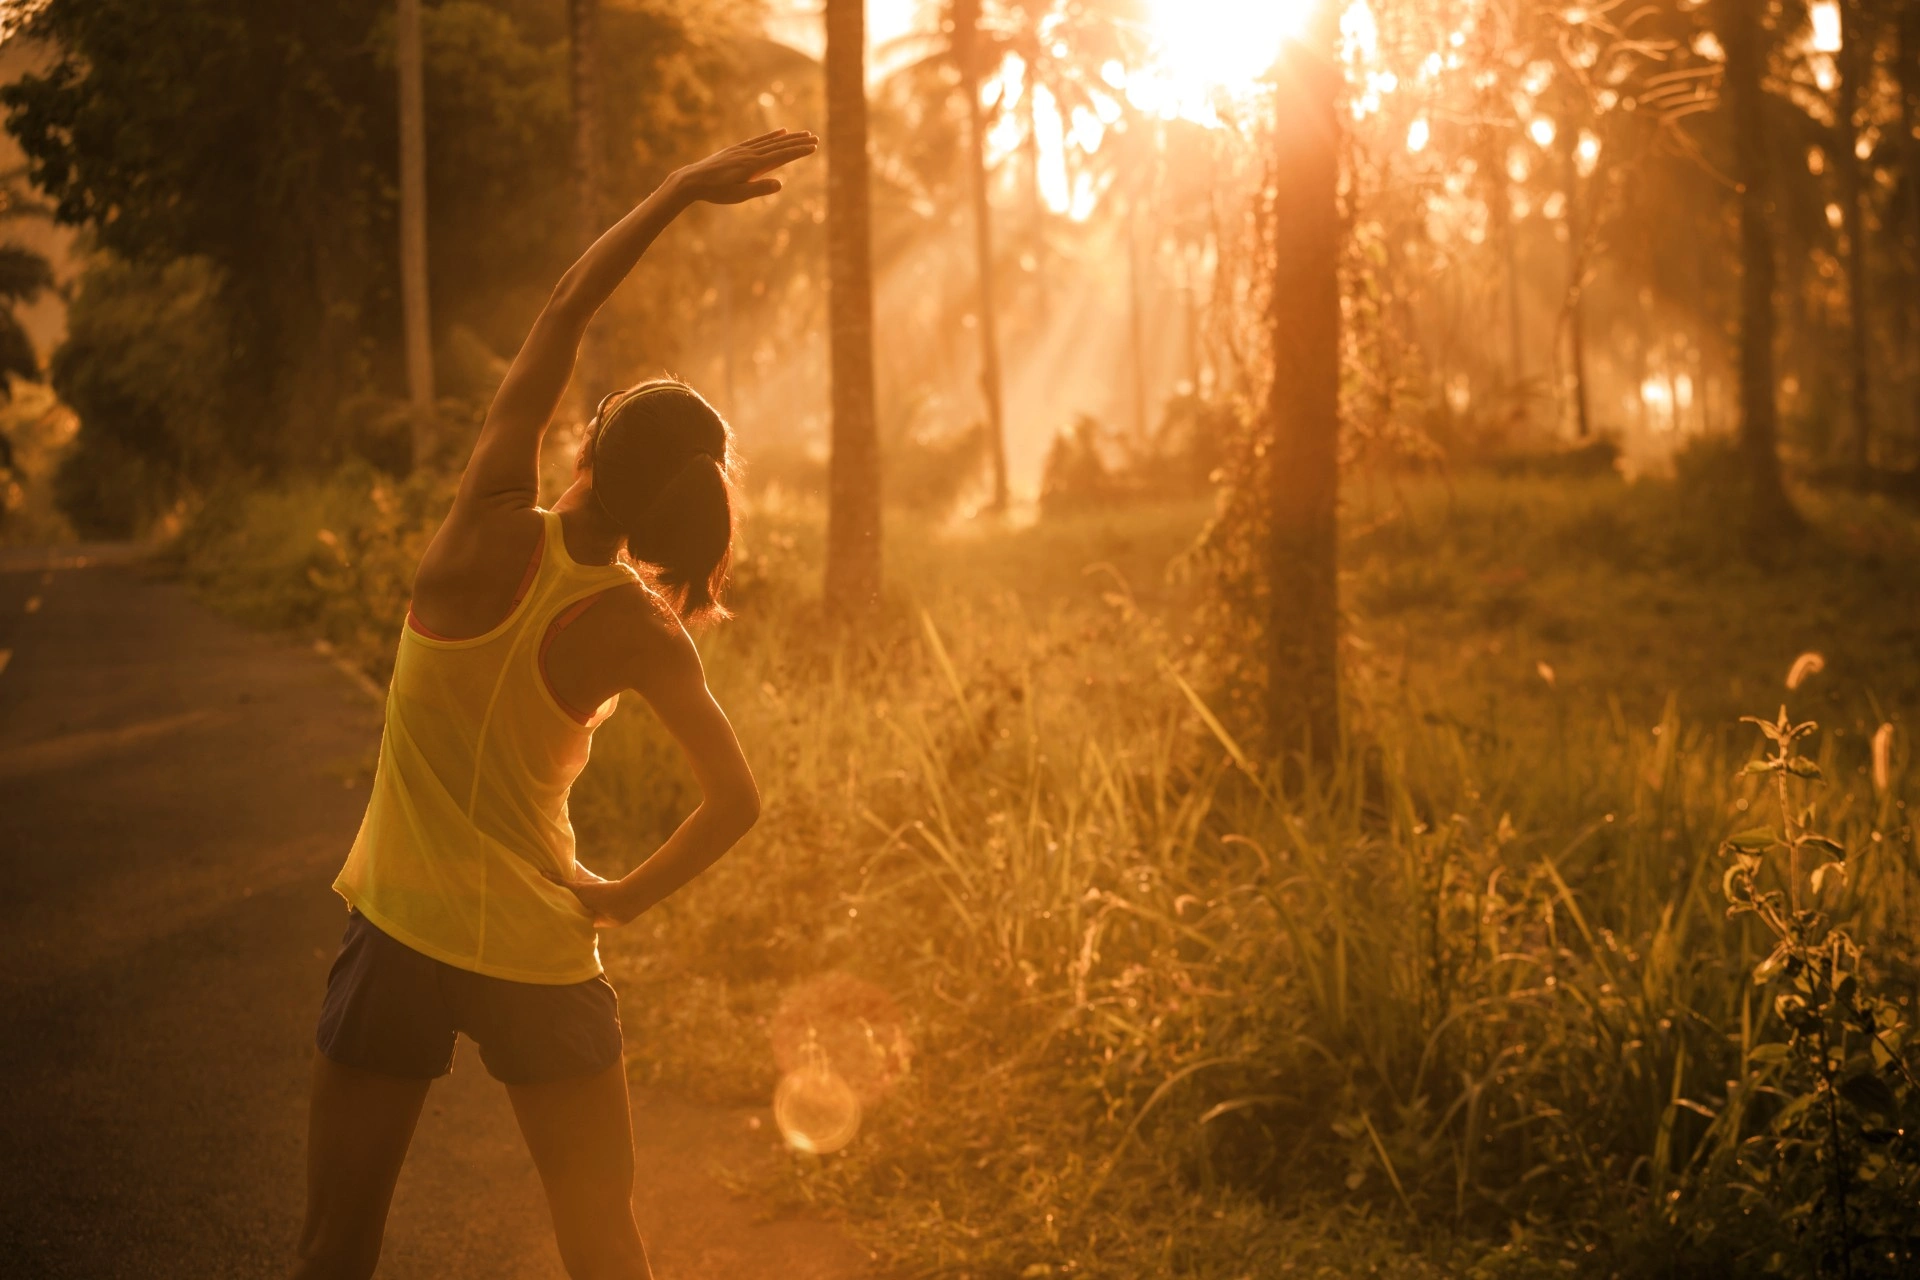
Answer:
[
  {"left": 405, "top": 521, "right": 548, "bottom": 643},
  {"left": 536, "top": 585, "right": 628, "bottom": 725}
]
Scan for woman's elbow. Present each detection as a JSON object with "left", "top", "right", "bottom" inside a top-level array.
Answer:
[
  {"left": 544, "top": 273, "right": 592, "bottom": 326},
  {"left": 712, "top": 785, "right": 759, "bottom": 836}
]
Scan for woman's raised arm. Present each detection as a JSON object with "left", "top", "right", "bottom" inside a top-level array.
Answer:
[{"left": 456, "top": 128, "right": 818, "bottom": 512}]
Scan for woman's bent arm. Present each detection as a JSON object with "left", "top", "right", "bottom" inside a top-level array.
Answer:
[{"left": 550, "top": 605, "right": 758, "bottom": 926}]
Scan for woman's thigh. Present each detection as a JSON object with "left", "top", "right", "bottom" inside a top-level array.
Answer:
[
  {"left": 297, "top": 1051, "right": 432, "bottom": 1278},
  {"left": 507, "top": 1060, "right": 650, "bottom": 1280}
]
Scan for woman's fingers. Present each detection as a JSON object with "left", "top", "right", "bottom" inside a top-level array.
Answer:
[
  {"left": 747, "top": 145, "right": 817, "bottom": 177},
  {"left": 749, "top": 133, "right": 816, "bottom": 156}
]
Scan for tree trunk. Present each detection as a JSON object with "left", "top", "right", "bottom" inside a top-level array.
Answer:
[
  {"left": 1482, "top": 130, "right": 1524, "bottom": 386},
  {"left": 568, "top": 0, "right": 608, "bottom": 399},
  {"left": 1264, "top": 5, "right": 1342, "bottom": 769},
  {"left": 1126, "top": 196, "right": 1148, "bottom": 442},
  {"left": 1556, "top": 117, "right": 1592, "bottom": 439},
  {"left": 1837, "top": 0, "right": 1873, "bottom": 472},
  {"left": 824, "top": 0, "right": 883, "bottom": 612},
  {"left": 1020, "top": 52, "right": 1047, "bottom": 316},
  {"left": 1722, "top": 0, "right": 1796, "bottom": 535},
  {"left": 1895, "top": 7, "right": 1920, "bottom": 453},
  {"left": 396, "top": 0, "right": 435, "bottom": 468},
  {"left": 957, "top": 0, "right": 1010, "bottom": 509}
]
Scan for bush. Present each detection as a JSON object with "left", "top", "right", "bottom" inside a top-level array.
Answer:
[
  {"left": 1041, "top": 394, "right": 1238, "bottom": 517},
  {"left": 51, "top": 255, "right": 233, "bottom": 536}
]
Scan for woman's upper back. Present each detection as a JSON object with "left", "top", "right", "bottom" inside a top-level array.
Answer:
[{"left": 332, "top": 508, "right": 642, "bottom": 983}]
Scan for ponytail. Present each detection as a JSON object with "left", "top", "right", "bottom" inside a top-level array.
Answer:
[{"left": 624, "top": 451, "right": 734, "bottom": 622}]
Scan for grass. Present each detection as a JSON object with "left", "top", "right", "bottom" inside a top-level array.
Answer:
[{"left": 178, "top": 466, "right": 1920, "bottom": 1277}]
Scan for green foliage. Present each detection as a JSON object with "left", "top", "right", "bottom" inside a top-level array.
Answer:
[
  {"left": 4, "top": 0, "right": 391, "bottom": 451},
  {"left": 51, "top": 255, "right": 232, "bottom": 537},
  {"left": 174, "top": 464, "right": 453, "bottom": 673},
  {"left": 0, "top": 241, "right": 53, "bottom": 395},
  {"left": 4, "top": 0, "right": 766, "bottom": 488}
]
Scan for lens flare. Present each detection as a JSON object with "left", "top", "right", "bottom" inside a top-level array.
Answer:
[
  {"left": 773, "top": 1049, "right": 862, "bottom": 1154},
  {"left": 767, "top": 971, "right": 912, "bottom": 1155}
]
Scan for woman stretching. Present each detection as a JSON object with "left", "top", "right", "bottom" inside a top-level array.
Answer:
[{"left": 295, "top": 128, "right": 817, "bottom": 1280}]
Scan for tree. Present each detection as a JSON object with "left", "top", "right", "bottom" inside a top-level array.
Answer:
[
  {"left": 1555, "top": 104, "right": 1595, "bottom": 440},
  {"left": 397, "top": 0, "right": 436, "bottom": 467},
  {"left": 1834, "top": 0, "right": 1874, "bottom": 472},
  {"left": 567, "top": 0, "right": 609, "bottom": 402},
  {"left": 954, "top": 0, "right": 1009, "bottom": 509},
  {"left": 1899, "top": 6, "right": 1920, "bottom": 446},
  {"left": 824, "top": 0, "right": 883, "bottom": 612},
  {"left": 1265, "top": 3, "right": 1342, "bottom": 766},
  {"left": 1721, "top": 0, "right": 1797, "bottom": 535}
]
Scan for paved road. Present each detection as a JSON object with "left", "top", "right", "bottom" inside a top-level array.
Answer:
[{"left": 0, "top": 549, "right": 870, "bottom": 1279}]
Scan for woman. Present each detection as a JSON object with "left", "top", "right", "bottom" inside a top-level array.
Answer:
[{"left": 295, "top": 128, "right": 817, "bottom": 1280}]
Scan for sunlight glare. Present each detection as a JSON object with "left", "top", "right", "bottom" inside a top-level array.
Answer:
[
  {"left": 1809, "top": 0, "right": 1842, "bottom": 53},
  {"left": 1406, "top": 118, "right": 1430, "bottom": 153},
  {"left": 1148, "top": 0, "right": 1310, "bottom": 97},
  {"left": 1575, "top": 130, "right": 1599, "bottom": 177}
]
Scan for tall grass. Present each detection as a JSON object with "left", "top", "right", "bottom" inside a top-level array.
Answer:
[{"left": 179, "top": 469, "right": 1920, "bottom": 1275}]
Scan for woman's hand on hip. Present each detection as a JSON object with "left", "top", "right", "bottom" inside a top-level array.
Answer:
[{"left": 546, "top": 864, "right": 633, "bottom": 929}]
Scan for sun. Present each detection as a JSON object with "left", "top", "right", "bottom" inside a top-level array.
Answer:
[
  {"left": 1121, "top": 0, "right": 1320, "bottom": 125},
  {"left": 1146, "top": 0, "right": 1315, "bottom": 96}
]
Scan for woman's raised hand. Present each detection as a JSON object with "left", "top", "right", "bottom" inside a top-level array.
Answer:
[{"left": 670, "top": 128, "right": 819, "bottom": 205}]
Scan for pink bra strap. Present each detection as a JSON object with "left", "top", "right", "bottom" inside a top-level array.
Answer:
[{"left": 539, "top": 590, "right": 616, "bottom": 725}]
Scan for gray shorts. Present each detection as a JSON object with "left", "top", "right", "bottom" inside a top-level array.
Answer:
[{"left": 315, "top": 909, "right": 622, "bottom": 1086}]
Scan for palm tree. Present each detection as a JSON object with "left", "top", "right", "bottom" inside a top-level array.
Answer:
[
  {"left": 1264, "top": 4, "right": 1341, "bottom": 766},
  {"left": 877, "top": 0, "right": 1130, "bottom": 509},
  {"left": 396, "top": 0, "right": 435, "bottom": 468},
  {"left": 824, "top": 0, "right": 883, "bottom": 612},
  {"left": 954, "top": 0, "right": 1010, "bottom": 508},
  {"left": 1720, "top": 0, "right": 1796, "bottom": 536}
]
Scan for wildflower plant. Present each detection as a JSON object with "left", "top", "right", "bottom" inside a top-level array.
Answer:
[{"left": 1718, "top": 709, "right": 1920, "bottom": 1277}]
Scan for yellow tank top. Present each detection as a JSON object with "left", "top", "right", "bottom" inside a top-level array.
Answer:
[{"left": 334, "top": 509, "right": 638, "bottom": 983}]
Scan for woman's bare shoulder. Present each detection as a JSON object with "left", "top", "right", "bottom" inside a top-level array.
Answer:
[{"left": 593, "top": 580, "right": 701, "bottom": 675}]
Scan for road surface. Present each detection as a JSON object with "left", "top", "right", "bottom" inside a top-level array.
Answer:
[{"left": 0, "top": 547, "right": 871, "bottom": 1279}]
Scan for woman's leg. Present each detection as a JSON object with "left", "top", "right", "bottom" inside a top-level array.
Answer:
[
  {"left": 294, "top": 1052, "right": 431, "bottom": 1280},
  {"left": 506, "top": 1060, "right": 651, "bottom": 1280}
]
